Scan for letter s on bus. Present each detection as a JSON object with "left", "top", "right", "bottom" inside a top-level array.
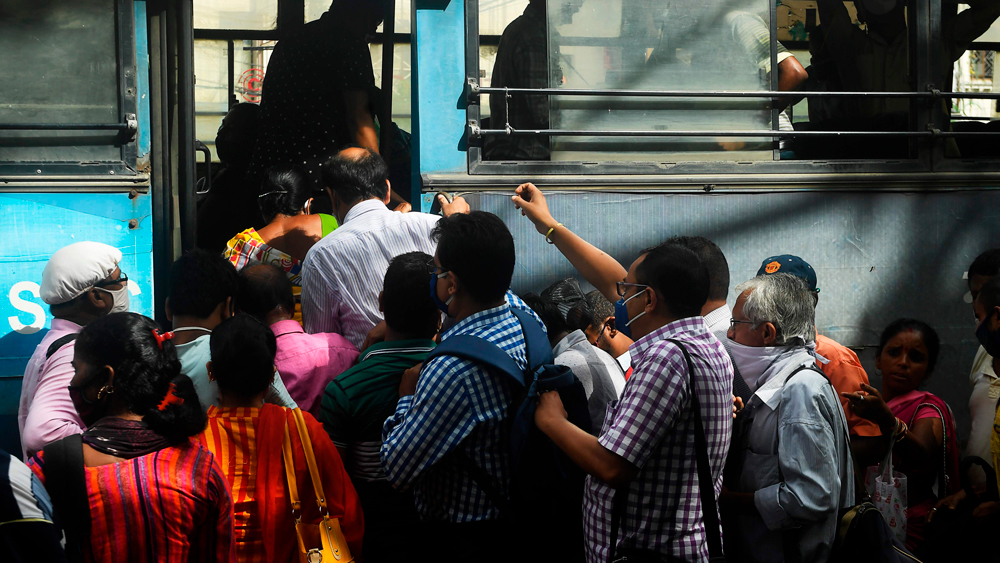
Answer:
[{"left": 9, "top": 281, "right": 46, "bottom": 335}]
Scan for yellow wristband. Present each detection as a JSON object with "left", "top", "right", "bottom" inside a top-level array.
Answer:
[{"left": 545, "top": 223, "right": 564, "bottom": 244}]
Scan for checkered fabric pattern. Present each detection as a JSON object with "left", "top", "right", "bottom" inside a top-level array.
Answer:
[
  {"left": 584, "top": 317, "right": 734, "bottom": 563},
  {"left": 381, "top": 297, "right": 542, "bottom": 522}
]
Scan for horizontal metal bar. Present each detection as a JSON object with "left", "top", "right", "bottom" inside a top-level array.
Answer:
[
  {"left": 0, "top": 123, "right": 132, "bottom": 131},
  {"left": 474, "top": 86, "right": 1000, "bottom": 100},
  {"left": 475, "top": 128, "right": 937, "bottom": 138}
]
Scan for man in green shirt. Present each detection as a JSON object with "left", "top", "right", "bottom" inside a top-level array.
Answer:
[{"left": 320, "top": 251, "right": 440, "bottom": 563}]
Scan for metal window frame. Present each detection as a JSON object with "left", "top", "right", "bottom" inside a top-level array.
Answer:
[
  {"left": 0, "top": 0, "right": 142, "bottom": 180},
  {"left": 463, "top": 0, "right": 1000, "bottom": 181}
]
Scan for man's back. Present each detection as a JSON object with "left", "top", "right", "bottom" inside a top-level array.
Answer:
[
  {"left": 815, "top": 333, "right": 881, "bottom": 438},
  {"left": 301, "top": 199, "right": 440, "bottom": 347},
  {"left": 583, "top": 317, "right": 733, "bottom": 563},
  {"left": 553, "top": 329, "right": 622, "bottom": 432},
  {"left": 271, "top": 320, "right": 358, "bottom": 417},
  {"left": 18, "top": 319, "right": 84, "bottom": 458}
]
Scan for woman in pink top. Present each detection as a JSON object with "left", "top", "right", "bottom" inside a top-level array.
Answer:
[{"left": 842, "top": 319, "right": 960, "bottom": 557}]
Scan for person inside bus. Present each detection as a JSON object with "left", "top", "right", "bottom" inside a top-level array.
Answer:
[
  {"left": 720, "top": 273, "right": 854, "bottom": 563},
  {"left": 485, "top": 0, "right": 560, "bottom": 161},
  {"left": 753, "top": 254, "right": 885, "bottom": 466},
  {"left": 19, "top": 241, "right": 127, "bottom": 459},
  {"left": 224, "top": 164, "right": 338, "bottom": 291},
  {"left": 28, "top": 313, "right": 235, "bottom": 563},
  {"left": 196, "top": 102, "right": 264, "bottom": 253},
  {"left": 534, "top": 242, "right": 734, "bottom": 562},
  {"left": 380, "top": 212, "right": 544, "bottom": 562},
  {"left": 320, "top": 251, "right": 439, "bottom": 563},
  {"left": 236, "top": 263, "right": 358, "bottom": 417},
  {"left": 585, "top": 290, "right": 635, "bottom": 377},
  {"left": 198, "top": 314, "right": 364, "bottom": 562},
  {"left": 300, "top": 147, "right": 468, "bottom": 349},
  {"left": 842, "top": 319, "right": 960, "bottom": 557},
  {"left": 248, "top": 0, "right": 411, "bottom": 211},
  {"left": 166, "top": 249, "right": 296, "bottom": 410}
]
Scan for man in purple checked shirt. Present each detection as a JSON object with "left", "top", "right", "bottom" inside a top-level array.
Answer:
[{"left": 535, "top": 242, "right": 734, "bottom": 563}]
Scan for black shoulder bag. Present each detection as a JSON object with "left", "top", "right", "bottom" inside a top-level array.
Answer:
[{"left": 608, "top": 339, "right": 725, "bottom": 563}]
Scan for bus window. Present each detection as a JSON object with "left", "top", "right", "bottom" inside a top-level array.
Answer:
[
  {"left": 194, "top": 0, "right": 278, "bottom": 31},
  {"left": 305, "top": 0, "right": 411, "bottom": 32},
  {"left": 0, "top": 0, "right": 123, "bottom": 164},
  {"left": 950, "top": 49, "right": 999, "bottom": 157}
]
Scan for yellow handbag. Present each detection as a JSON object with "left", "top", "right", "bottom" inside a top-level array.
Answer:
[{"left": 282, "top": 408, "right": 355, "bottom": 563}]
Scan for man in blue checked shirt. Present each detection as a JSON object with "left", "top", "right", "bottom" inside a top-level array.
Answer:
[{"left": 380, "top": 211, "right": 543, "bottom": 562}]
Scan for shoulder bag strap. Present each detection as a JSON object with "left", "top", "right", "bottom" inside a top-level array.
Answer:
[
  {"left": 909, "top": 402, "right": 950, "bottom": 494},
  {"left": 42, "top": 433, "right": 88, "bottom": 563},
  {"left": 291, "top": 408, "right": 328, "bottom": 513},
  {"left": 45, "top": 333, "right": 77, "bottom": 360},
  {"left": 282, "top": 419, "right": 309, "bottom": 554}
]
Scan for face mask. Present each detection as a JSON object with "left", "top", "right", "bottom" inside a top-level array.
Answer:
[
  {"left": 68, "top": 369, "right": 110, "bottom": 427},
  {"left": 614, "top": 290, "right": 647, "bottom": 339},
  {"left": 726, "top": 339, "right": 790, "bottom": 391},
  {"left": 429, "top": 273, "right": 454, "bottom": 316},
  {"left": 976, "top": 313, "right": 1000, "bottom": 358},
  {"left": 94, "top": 285, "right": 130, "bottom": 314}
]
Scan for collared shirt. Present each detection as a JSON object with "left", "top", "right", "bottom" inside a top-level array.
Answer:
[
  {"left": 705, "top": 303, "right": 753, "bottom": 404},
  {"left": 553, "top": 329, "right": 623, "bottom": 432},
  {"left": 815, "top": 334, "right": 881, "bottom": 437},
  {"left": 176, "top": 333, "right": 298, "bottom": 411},
  {"left": 381, "top": 302, "right": 537, "bottom": 522},
  {"left": 584, "top": 317, "right": 734, "bottom": 563},
  {"left": 301, "top": 199, "right": 441, "bottom": 348},
  {"left": 968, "top": 345, "right": 998, "bottom": 464},
  {"left": 271, "top": 319, "right": 359, "bottom": 417},
  {"left": 728, "top": 348, "right": 854, "bottom": 563},
  {"left": 18, "top": 318, "right": 84, "bottom": 458}
]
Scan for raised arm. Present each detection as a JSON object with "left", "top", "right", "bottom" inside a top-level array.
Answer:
[
  {"left": 343, "top": 89, "right": 410, "bottom": 211},
  {"left": 511, "top": 183, "right": 626, "bottom": 302}
]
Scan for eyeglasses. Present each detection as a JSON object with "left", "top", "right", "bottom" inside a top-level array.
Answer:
[
  {"left": 95, "top": 272, "right": 128, "bottom": 288},
  {"left": 615, "top": 281, "right": 649, "bottom": 298},
  {"left": 729, "top": 318, "right": 754, "bottom": 331},
  {"left": 425, "top": 258, "right": 447, "bottom": 277}
]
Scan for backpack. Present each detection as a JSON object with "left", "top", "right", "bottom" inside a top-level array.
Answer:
[{"left": 424, "top": 307, "right": 592, "bottom": 562}]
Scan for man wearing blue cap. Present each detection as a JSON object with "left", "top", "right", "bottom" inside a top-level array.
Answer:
[{"left": 756, "top": 254, "right": 884, "bottom": 465}]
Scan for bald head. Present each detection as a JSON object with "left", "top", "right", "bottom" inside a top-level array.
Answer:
[
  {"left": 236, "top": 264, "right": 296, "bottom": 323},
  {"left": 321, "top": 146, "right": 390, "bottom": 206}
]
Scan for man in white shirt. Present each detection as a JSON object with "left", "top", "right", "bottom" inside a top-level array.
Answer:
[
  {"left": 966, "top": 248, "right": 1000, "bottom": 465},
  {"left": 301, "top": 147, "right": 468, "bottom": 348}
]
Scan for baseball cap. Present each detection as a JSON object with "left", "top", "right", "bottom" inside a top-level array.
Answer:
[
  {"left": 756, "top": 254, "right": 819, "bottom": 292},
  {"left": 40, "top": 241, "right": 124, "bottom": 305}
]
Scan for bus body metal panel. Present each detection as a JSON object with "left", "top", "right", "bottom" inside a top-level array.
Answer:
[{"left": 0, "top": 191, "right": 154, "bottom": 456}]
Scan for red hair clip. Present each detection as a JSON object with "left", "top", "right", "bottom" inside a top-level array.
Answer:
[
  {"left": 152, "top": 329, "right": 175, "bottom": 349},
  {"left": 157, "top": 382, "right": 184, "bottom": 411}
]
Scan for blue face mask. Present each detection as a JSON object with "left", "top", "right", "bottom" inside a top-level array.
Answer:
[
  {"left": 429, "top": 273, "right": 454, "bottom": 316},
  {"left": 976, "top": 312, "right": 1000, "bottom": 357},
  {"left": 614, "top": 290, "right": 647, "bottom": 339}
]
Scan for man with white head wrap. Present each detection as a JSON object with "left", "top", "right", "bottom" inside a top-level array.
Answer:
[{"left": 18, "top": 241, "right": 127, "bottom": 458}]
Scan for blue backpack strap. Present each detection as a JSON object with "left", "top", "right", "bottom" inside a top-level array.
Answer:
[
  {"left": 425, "top": 335, "right": 526, "bottom": 387},
  {"left": 509, "top": 307, "right": 553, "bottom": 370}
]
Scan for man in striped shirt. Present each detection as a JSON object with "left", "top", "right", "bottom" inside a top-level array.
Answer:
[
  {"left": 320, "top": 251, "right": 440, "bottom": 563},
  {"left": 381, "top": 212, "right": 544, "bottom": 562},
  {"left": 301, "top": 147, "right": 468, "bottom": 348}
]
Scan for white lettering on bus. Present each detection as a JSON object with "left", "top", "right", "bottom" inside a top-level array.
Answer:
[{"left": 8, "top": 281, "right": 46, "bottom": 335}]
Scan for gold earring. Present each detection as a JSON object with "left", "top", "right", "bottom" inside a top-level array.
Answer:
[{"left": 97, "top": 385, "right": 114, "bottom": 400}]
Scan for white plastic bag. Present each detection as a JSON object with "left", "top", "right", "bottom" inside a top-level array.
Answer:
[{"left": 864, "top": 435, "right": 908, "bottom": 544}]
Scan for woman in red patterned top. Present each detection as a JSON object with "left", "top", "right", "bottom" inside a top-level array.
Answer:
[{"left": 28, "top": 313, "right": 235, "bottom": 563}]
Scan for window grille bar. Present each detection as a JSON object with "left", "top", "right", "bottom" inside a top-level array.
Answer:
[{"left": 472, "top": 86, "right": 1000, "bottom": 100}]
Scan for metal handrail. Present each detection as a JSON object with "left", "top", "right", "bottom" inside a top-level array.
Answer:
[
  {"left": 471, "top": 85, "right": 1000, "bottom": 100},
  {"left": 472, "top": 127, "right": 994, "bottom": 138},
  {"left": 0, "top": 123, "right": 133, "bottom": 130}
]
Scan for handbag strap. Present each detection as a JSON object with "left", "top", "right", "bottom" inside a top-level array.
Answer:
[
  {"left": 908, "top": 402, "right": 950, "bottom": 494},
  {"left": 282, "top": 419, "right": 311, "bottom": 555},
  {"left": 291, "top": 408, "right": 329, "bottom": 513},
  {"left": 607, "top": 339, "right": 723, "bottom": 561}
]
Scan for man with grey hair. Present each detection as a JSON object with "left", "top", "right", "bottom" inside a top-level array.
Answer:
[{"left": 720, "top": 273, "right": 854, "bottom": 563}]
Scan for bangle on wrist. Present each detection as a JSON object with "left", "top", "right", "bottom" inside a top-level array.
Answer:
[{"left": 545, "top": 223, "right": 564, "bottom": 244}]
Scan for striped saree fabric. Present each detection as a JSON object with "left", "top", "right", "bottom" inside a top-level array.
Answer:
[{"left": 29, "top": 439, "right": 236, "bottom": 563}]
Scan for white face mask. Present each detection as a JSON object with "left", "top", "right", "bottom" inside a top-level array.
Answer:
[
  {"left": 94, "top": 285, "right": 130, "bottom": 314},
  {"left": 726, "top": 339, "right": 790, "bottom": 391}
]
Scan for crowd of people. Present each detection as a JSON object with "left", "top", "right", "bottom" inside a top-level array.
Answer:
[{"left": 6, "top": 140, "right": 1000, "bottom": 563}]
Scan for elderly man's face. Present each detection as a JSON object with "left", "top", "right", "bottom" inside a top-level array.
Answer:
[{"left": 728, "top": 290, "right": 770, "bottom": 347}]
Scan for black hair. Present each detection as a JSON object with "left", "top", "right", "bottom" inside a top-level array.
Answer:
[
  {"left": 969, "top": 248, "right": 1000, "bottom": 286},
  {"left": 210, "top": 314, "right": 277, "bottom": 399},
  {"left": 431, "top": 211, "right": 515, "bottom": 304},
  {"left": 664, "top": 236, "right": 730, "bottom": 302},
  {"left": 257, "top": 165, "right": 313, "bottom": 223},
  {"left": 168, "top": 249, "right": 239, "bottom": 318},
  {"left": 321, "top": 146, "right": 389, "bottom": 204},
  {"left": 635, "top": 243, "right": 710, "bottom": 319},
  {"left": 876, "top": 318, "right": 941, "bottom": 375},
  {"left": 75, "top": 313, "right": 206, "bottom": 442},
  {"left": 586, "top": 290, "right": 615, "bottom": 329},
  {"left": 540, "top": 278, "right": 594, "bottom": 332},
  {"left": 521, "top": 293, "right": 569, "bottom": 337},
  {"left": 237, "top": 264, "right": 296, "bottom": 322},
  {"left": 215, "top": 102, "right": 260, "bottom": 165},
  {"left": 977, "top": 275, "right": 1000, "bottom": 314},
  {"left": 382, "top": 252, "right": 440, "bottom": 338}
]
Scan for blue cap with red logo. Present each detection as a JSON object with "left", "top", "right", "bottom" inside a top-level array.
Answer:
[{"left": 756, "top": 254, "right": 819, "bottom": 292}]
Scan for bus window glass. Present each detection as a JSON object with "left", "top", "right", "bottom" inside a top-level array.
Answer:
[
  {"left": 481, "top": 0, "right": 530, "bottom": 35},
  {"left": 194, "top": 0, "right": 277, "bottom": 31},
  {"left": 0, "top": 0, "right": 121, "bottom": 163},
  {"left": 371, "top": 43, "right": 413, "bottom": 132},
  {"left": 305, "top": 0, "right": 412, "bottom": 33},
  {"left": 950, "top": 49, "right": 999, "bottom": 157}
]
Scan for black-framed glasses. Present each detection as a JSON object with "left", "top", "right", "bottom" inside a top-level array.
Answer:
[
  {"left": 729, "top": 318, "right": 754, "bottom": 331},
  {"left": 425, "top": 258, "right": 447, "bottom": 277},
  {"left": 95, "top": 271, "right": 128, "bottom": 288},
  {"left": 615, "top": 281, "right": 648, "bottom": 298}
]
